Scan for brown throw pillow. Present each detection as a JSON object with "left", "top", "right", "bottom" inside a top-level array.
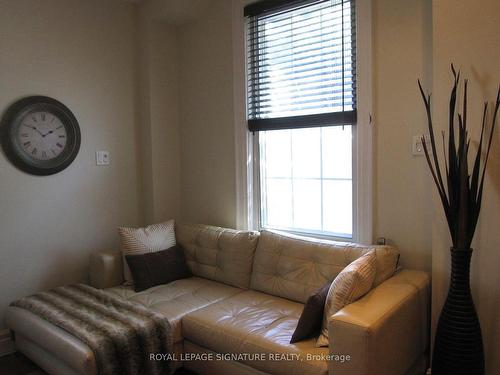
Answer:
[
  {"left": 290, "top": 280, "right": 332, "bottom": 343},
  {"left": 125, "top": 244, "right": 191, "bottom": 292}
]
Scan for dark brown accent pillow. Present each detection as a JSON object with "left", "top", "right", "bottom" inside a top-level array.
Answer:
[
  {"left": 125, "top": 245, "right": 191, "bottom": 292},
  {"left": 290, "top": 280, "right": 332, "bottom": 343}
]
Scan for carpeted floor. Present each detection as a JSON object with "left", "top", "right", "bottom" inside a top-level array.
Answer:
[{"left": 0, "top": 352, "right": 196, "bottom": 375}]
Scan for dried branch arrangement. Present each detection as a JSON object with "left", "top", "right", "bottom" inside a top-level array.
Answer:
[{"left": 418, "top": 64, "right": 500, "bottom": 250}]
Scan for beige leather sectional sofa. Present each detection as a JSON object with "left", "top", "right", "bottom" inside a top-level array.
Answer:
[{"left": 6, "top": 223, "right": 430, "bottom": 375}]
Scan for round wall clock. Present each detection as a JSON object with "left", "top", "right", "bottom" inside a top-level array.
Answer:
[{"left": 0, "top": 96, "right": 81, "bottom": 176}]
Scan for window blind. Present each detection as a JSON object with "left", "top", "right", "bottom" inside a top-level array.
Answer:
[{"left": 246, "top": 0, "right": 357, "bottom": 132}]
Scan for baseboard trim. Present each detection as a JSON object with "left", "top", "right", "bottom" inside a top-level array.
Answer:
[{"left": 0, "top": 329, "right": 16, "bottom": 357}]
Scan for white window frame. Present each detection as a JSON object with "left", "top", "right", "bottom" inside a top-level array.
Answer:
[{"left": 233, "top": 0, "right": 373, "bottom": 244}]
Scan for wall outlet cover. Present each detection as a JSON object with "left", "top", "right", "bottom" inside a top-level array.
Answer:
[
  {"left": 412, "top": 135, "right": 431, "bottom": 156},
  {"left": 96, "top": 151, "right": 110, "bottom": 166}
]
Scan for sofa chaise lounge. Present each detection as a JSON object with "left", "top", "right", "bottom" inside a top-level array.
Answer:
[{"left": 6, "top": 223, "right": 430, "bottom": 375}]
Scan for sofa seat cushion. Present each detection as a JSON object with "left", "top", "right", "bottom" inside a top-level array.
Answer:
[
  {"left": 182, "top": 290, "right": 329, "bottom": 375},
  {"left": 107, "top": 276, "right": 242, "bottom": 343}
]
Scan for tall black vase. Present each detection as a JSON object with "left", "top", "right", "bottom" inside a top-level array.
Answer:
[{"left": 432, "top": 248, "right": 484, "bottom": 375}]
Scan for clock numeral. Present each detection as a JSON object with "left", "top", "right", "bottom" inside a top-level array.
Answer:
[
  {"left": 41, "top": 113, "right": 46, "bottom": 121},
  {"left": 23, "top": 141, "right": 31, "bottom": 147},
  {"left": 42, "top": 151, "right": 47, "bottom": 159},
  {"left": 56, "top": 125, "right": 63, "bottom": 130},
  {"left": 51, "top": 149, "right": 56, "bottom": 155},
  {"left": 21, "top": 133, "right": 29, "bottom": 138},
  {"left": 32, "top": 148, "right": 38, "bottom": 155},
  {"left": 59, "top": 135, "right": 66, "bottom": 138},
  {"left": 51, "top": 116, "right": 55, "bottom": 123},
  {"left": 56, "top": 143, "right": 63, "bottom": 148}
]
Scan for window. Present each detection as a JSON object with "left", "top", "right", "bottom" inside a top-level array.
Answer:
[
  {"left": 259, "top": 126, "right": 353, "bottom": 237},
  {"left": 245, "top": 0, "right": 357, "bottom": 239}
]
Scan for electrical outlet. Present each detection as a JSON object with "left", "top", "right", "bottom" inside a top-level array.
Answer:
[
  {"left": 412, "top": 135, "right": 431, "bottom": 156},
  {"left": 96, "top": 151, "right": 110, "bottom": 166}
]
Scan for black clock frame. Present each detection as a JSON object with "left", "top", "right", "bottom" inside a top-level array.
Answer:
[{"left": 0, "top": 96, "right": 81, "bottom": 176}]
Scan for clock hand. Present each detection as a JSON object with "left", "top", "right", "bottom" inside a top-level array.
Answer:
[
  {"left": 41, "top": 130, "right": 56, "bottom": 137},
  {"left": 23, "top": 124, "right": 44, "bottom": 137}
]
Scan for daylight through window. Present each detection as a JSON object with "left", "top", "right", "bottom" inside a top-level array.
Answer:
[{"left": 246, "top": 0, "right": 357, "bottom": 238}]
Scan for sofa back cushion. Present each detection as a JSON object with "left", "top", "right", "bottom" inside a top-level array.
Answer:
[
  {"left": 250, "top": 230, "right": 399, "bottom": 303},
  {"left": 176, "top": 223, "right": 260, "bottom": 289}
]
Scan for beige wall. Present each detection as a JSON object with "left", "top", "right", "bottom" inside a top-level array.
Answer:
[
  {"left": 177, "top": 0, "right": 237, "bottom": 228},
  {"left": 136, "top": 12, "right": 182, "bottom": 224},
  {"left": 432, "top": 1, "right": 500, "bottom": 372},
  {"left": 148, "top": 21, "right": 181, "bottom": 224},
  {"left": 140, "top": 0, "right": 210, "bottom": 25},
  {"left": 373, "top": 0, "right": 433, "bottom": 271},
  {"left": 0, "top": 0, "right": 140, "bottom": 329}
]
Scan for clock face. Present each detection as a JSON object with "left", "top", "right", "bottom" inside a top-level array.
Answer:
[
  {"left": 1, "top": 96, "right": 80, "bottom": 176},
  {"left": 17, "top": 111, "right": 68, "bottom": 161}
]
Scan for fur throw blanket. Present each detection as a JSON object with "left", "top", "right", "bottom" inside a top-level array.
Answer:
[{"left": 11, "top": 284, "right": 172, "bottom": 375}]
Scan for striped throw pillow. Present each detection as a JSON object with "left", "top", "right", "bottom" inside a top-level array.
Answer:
[
  {"left": 316, "top": 250, "right": 377, "bottom": 347},
  {"left": 118, "top": 220, "right": 176, "bottom": 283}
]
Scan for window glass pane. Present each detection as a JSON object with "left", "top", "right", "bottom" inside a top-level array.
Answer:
[
  {"left": 322, "top": 126, "right": 352, "bottom": 179},
  {"left": 291, "top": 128, "right": 320, "bottom": 178},
  {"left": 293, "top": 178, "right": 322, "bottom": 230},
  {"left": 263, "top": 178, "right": 293, "bottom": 228},
  {"left": 323, "top": 179, "right": 352, "bottom": 236},
  {"left": 261, "top": 129, "right": 291, "bottom": 178},
  {"left": 260, "top": 127, "right": 353, "bottom": 238}
]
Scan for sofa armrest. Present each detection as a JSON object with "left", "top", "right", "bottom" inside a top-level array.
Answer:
[
  {"left": 89, "top": 251, "right": 123, "bottom": 289},
  {"left": 327, "top": 269, "right": 430, "bottom": 375}
]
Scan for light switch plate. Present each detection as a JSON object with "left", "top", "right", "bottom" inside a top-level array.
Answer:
[
  {"left": 412, "top": 135, "right": 431, "bottom": 156},
  {"left": 96, "top": 151, "right": 110, "bottom": 166}
]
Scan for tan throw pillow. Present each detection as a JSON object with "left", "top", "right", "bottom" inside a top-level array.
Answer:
[
  {"left": 118, "top": 220, "right": 176, "bottom": 283},
  {"left": 316, "top": 250, "right": 377, "bottom": 347}
]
